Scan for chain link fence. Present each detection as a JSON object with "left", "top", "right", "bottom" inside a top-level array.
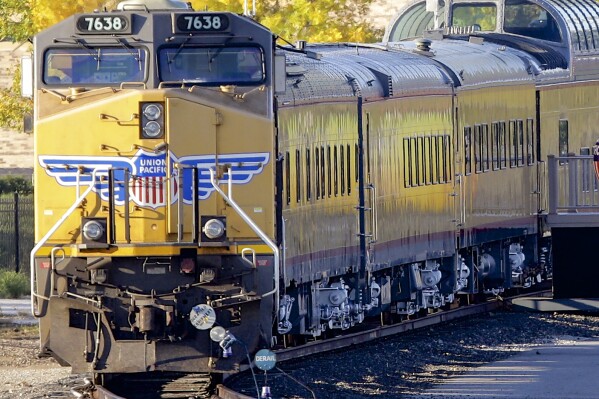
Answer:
[{"left": 0, "top": 193, "right": 33, "bottom": 275}]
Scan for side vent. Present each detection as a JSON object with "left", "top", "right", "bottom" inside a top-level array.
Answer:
[
  {"left": 365, "top": 67, "right": 393, "bottom": 98},
  {"left": 345, "top": 75, "right": 362, "bottom": 97},
  {"left": 445, "top": 25, "right": 482, "bottom": 35}
]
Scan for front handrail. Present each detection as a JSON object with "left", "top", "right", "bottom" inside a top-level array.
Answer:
[
  {"left": 208, "top": 168, "right": 280, "bottom": 314},
  {"left": 173, "top": 164, "right": 199, "bottom": 243},
  {"left": 30, "top": 170, "right": 98, "bottom": 317}
]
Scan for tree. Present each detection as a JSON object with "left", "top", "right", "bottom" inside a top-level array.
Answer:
[
  {"left": 0, "top": 62, "right": 31, "bottom": 131},
  {"left": 0, "top": 0, "right": 35, "bottom": 132},
  {"left": 0, "top": 175, "right": 33, "bottom": 194},
  {"left": 0, "top": 0, "right": 381, "bottom": 130},
  {"left": 0, "top": 0, "right": 111, "bottom": 131},
  {"left": 190, "top": 0, "right": 381, "bottom": 43},
  {"left": 25, "top": 0, "right": 381, "bottom": 45},
  {"left": 32, "top": 0, "right": 108, "bottom": 34}
]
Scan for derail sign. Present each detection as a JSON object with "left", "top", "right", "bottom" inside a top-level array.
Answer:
[{"left": 254, "top": 349, "right": 276, "bottom": 371}]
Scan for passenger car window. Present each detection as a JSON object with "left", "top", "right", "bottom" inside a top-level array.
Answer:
[
  {"left": 451, "top": 3, "right": 497, "bottom": 31},
  {"left": 504, "top": 0, "right": 561, "bottom": 42}
]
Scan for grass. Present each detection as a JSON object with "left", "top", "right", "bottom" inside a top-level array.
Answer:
[
  {"left": 0, "top": 323, "right": 38, "bottom": 339},
  {"left": 0, "top": 270, "right": 30, "bottom": 298}
]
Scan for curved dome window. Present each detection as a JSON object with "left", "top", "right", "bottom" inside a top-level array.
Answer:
[
  {"left": 451, "top": 3, "right": 497, "bottom": 31},
  {"left": 504, "top": 0, "right": 561, "bottom": 42},
  {"left": 386, "top": 1, "right": 445, "bottom": 41}
]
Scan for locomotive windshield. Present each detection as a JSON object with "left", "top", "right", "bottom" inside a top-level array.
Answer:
[
  {"left": 43, "top": 47, "right": 146, "bottom": 85},
  {"left": 158, "top": 45, "right": 265, "bottom": 85}
]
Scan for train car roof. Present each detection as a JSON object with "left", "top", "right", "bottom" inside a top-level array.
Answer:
[
  {"left": 395, "top": 38, "right": 541, "bottom": 88},
  {"left": 384, "top": 0, "right": 599, "bottom": 82},
  {"left": 277, "top": 44, "right": 454, "bottom": 107},
  {"left": 276, "top": 38, "right": 539, "bottom": 107}
]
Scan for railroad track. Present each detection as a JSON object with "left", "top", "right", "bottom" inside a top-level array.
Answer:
[{"left": 78, "top": 289, "right": 551, "bottom": 399}]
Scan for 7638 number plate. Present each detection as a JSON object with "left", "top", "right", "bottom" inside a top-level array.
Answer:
[
  {"left": 175, "top": 13, "right": 230, "bottom": 33},
  {"left": 76, "top": 14, "right": 131, "bottom": 34}
]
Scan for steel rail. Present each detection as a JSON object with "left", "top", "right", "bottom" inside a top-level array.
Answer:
[
  {"left": 217, "top": 289, "right": 552, "bottom": 398},
  {"left": 91, "top": 289, "right": 551, "bottom": 399}
]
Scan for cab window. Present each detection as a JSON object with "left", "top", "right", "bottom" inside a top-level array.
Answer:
[
  {"left": 43, "top": 47, "right": 146, "bottom": 85},
  {"left": 158, "top": 46, "right": 265, "bottom": 85}
]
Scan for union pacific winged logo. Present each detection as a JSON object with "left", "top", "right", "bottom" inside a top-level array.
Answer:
[{"left": 39, "top": 149, "right": 270, "bottom": 209}]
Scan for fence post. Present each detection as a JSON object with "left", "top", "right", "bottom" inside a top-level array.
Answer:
[
  {"left": 547, "top": 155, "right": 557, "bottom": 214},
  {"left": 14, "top": 192, "right": 19, "bottom": 273}
]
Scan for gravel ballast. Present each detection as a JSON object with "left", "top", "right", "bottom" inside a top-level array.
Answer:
[
  {"left": 2, "top": 311, "right": 599, "bottom": 398},
  {"left": 225, "top": 311, "right": 599, "bottom": 398}
]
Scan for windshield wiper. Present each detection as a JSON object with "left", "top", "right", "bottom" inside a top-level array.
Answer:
[
  {"left": 208, "top": 37, "right": 234, "bottom": 66},
  {"left": 115, "top": 38, "right": 142, "bottom": 71},
  {"left": 115, "top": 38, "right": 141, "bottom": 62},
  {"left": 168, "top": 36, "right": 191, "bottom": 65},
  {"left": 75, "top": 38, "right": 101, "bottom": 62}
]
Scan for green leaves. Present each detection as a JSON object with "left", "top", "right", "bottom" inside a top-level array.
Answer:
[
  {"left": 0, "top": 61, "right": 32, "bottom": 131},
  {"left": 0, "top": 270, "right": 30, "bottom": 298},
  {"left": 0, "top": 176, "right": 33, "bottom": 195},
  {"left": 0, "top": 0, "right": 381, "bottom": 130},
  {"left": 0, "top": 0, "right": 34, "bottom": 42},
  {"left": 191, "top": 0, "right": 382, "bottom": 43}
]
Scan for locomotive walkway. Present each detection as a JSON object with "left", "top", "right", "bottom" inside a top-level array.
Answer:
[{"left": 411, "top": 338, "right": 599, "bottom": 399}]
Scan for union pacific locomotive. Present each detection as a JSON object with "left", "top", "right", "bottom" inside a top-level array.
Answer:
[{"left": 26, "top": 0, "right": 599, "bottom": 383}]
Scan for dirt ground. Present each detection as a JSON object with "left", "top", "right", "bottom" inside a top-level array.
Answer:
[{"left": 0, "top": 323, "right": 75, "bottom": 399}]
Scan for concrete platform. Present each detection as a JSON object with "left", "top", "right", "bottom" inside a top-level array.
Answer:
[
  {"left": 510, "top": 297, "right": 599, "bottom": 312},
  {"left": 414, "top": 338, "right": 599, "bottom": 399},
  {"left": 0, "top": 298, "right": 37, "bottom": 325}
]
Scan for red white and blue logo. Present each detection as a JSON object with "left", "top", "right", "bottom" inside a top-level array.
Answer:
[{"left": 39, "top": 149, "right": 270, "bottom": 209}]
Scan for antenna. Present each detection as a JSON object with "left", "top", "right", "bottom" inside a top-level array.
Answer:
[
  {"left": 426, "top": 0, "right": 441, "bottom": 29},
  {"left": 243, "top": 0, "right": 256, "bottom": 17}
]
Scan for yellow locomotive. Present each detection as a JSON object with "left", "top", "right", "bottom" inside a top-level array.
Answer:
[
  {"left": 24, "top": 0, "right": 599, "bottom": 388},
  {"left": 29, "top": 0, "right": 278, "bottom": 376}
]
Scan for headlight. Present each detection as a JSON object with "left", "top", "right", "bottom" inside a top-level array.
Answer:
[
  {"left": 140, "top": 102, "right": 164, "bottom": 139},
  {"left": 142, "top": 103, "right": 162, "bottom": 120},
  {"left": 83, "top": 220, "right": 104, "bottom": 241},
  {"left": 203, "top": 218, "right": 225, "bottom": 239},
  {"left": 143, "top": 121, "right": 162, "bottom": 138}
]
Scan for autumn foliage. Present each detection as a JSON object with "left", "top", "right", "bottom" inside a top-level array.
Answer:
[
  {"left": 5, "top": 0, "right": 380, "bottom": 43},
  {"left": 0, "top": 0, "right": 381, "bottom": 130}
]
